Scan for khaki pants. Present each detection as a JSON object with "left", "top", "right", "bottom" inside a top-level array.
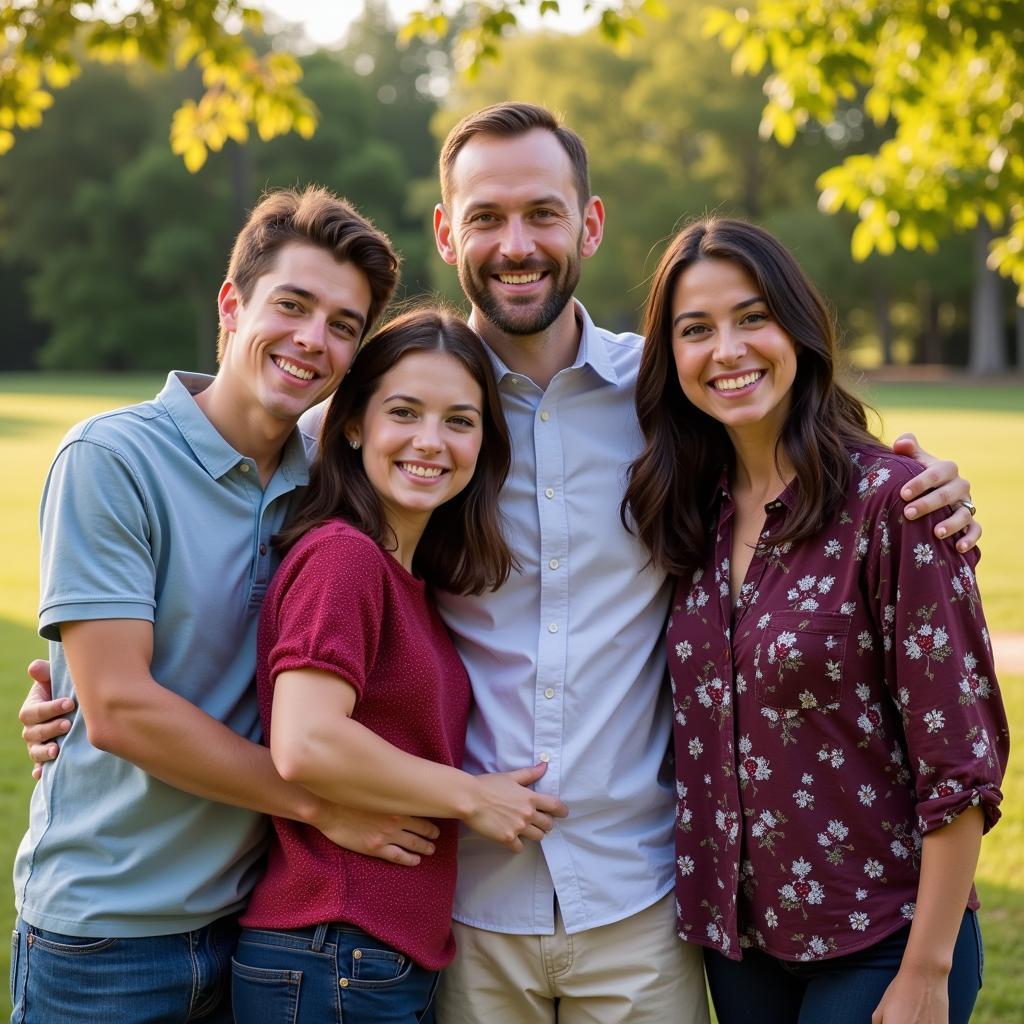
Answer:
[{"left": 436, "top": 892, "right": 709, "bottom": 1024}]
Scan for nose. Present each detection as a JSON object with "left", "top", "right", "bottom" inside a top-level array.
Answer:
[
  {"left": 499, "top": 217, "right": 535, "bottom": 263},
  {"left": 293, "top": 315, "right": 328, "bottom": 353},
  {"left": 414, "top": 417, "right": 442, "bottom": 454},
  {"left": 713, "top": 326, "right": 746, "bottom": 364}
]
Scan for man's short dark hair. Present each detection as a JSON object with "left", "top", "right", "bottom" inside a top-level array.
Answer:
[{"left": 439, "top": 102, "right": 591, "bottom": 211}]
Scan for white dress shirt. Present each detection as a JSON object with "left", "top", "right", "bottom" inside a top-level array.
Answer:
[{"left": 436, "top": 303, "right": 676, "bottom": 935}]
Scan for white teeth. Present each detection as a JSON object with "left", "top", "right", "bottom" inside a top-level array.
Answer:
[
  {"left": 273, "top": 357, "right": 315, "bottom": 381},
  {"left": 399, "top": 463, "right": 444, "bottom": 478},
  {"left": 497, "top": 272, "right": 542, "bottom": 284},
  {"left": 712, "top": 371, "right": 763, "bottom": 392}
]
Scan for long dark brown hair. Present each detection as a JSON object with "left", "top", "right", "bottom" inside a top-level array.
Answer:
[
  {"left": 279, "top": 305, "right": 515, "bottom": 595},
  {"left": 622, "top": 217, "right": 882, "bottom": 577}
]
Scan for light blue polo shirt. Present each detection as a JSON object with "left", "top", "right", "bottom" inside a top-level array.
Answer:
[{"left": 14, "top": 371, "right": 310, "bottom": 937}]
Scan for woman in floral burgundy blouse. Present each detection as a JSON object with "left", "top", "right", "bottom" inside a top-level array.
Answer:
[{"left": 622, "top": 218, "right": 1008, "bottom": 1024}]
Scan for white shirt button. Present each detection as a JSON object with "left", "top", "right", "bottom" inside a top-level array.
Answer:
[
  {"left": 544, "top": 688, "right": 555, "bottom": 699},
  {"left": 544, "top": 487, "right": 555, "bottom": 499},
  {"left": 538, "top": 752, "right": 550, "bottom": 763},
  {"left": 548, "top": 622, "right": 558, "bottom": 633},
  {"left": 540, "top": 411, "right": 550, "bottom": 421},
  {"left": 548, "top": 558, "right": 559, "bottom": 570},
  {"left": 239, "top": 463, "right": 250, "bottom": 473}
]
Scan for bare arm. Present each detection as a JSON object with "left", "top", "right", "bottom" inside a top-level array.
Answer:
[
  {"left": 871, "top": 806, "right": 984, "bottom": 1024},
  {"left": 60, "top": 621, "right": 439, "bottom": 865},
  {"left": 892, "top": 434, "right": 980, "bottom": 552},
  {"left": 271, "top": 668, "right": 569, "bottom": 852}
]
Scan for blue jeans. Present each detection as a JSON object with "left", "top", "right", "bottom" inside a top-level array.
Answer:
[
  {"left": 704, "top": 909, "right": 983, "bottom": 1024},
  {"left": 231, "top": 923, "right": 438, "bottom": 1024},
  {"left": 10, "top": 915, "right": 237, "bottom": 1023}
]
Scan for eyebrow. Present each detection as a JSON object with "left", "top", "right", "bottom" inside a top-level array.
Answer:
[
  {"left": 672, "top": 295, "right": 765, "bottom": 328},
  {"left": 274, "top": 285, "right": 366, "bottom": 329},
  {"left": 383, "top": 393, "right": 482, "bottom": 414},
  {"left": 462, "top": 195, "right": 569, "bottom": 215}
]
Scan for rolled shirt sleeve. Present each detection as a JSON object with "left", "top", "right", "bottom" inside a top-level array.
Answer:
[{"left": 868, "top": 489, "right": 1009, "bottom": 835}]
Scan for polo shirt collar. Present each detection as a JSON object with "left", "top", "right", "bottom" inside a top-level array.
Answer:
[
  {"left": 158, "top": 371, "right": 309, "bottom": 485},
  {"left": 468, "top": 300, "right": 620, "bottom": 387}
]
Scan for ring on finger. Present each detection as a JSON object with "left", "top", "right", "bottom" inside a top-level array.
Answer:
[{"left": 958, "top": 498, "right": 977, "bottom": 516}]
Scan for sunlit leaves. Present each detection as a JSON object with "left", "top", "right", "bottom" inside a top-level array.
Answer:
[
  {"left": 705, "top": 0, "right": 1024, "bottom": 296},
  {"left": 400, "top": 1, "right": 665, "bottom": 73},
  {"left": 0, "top": 0, "right": 318, "bottom": 171}
]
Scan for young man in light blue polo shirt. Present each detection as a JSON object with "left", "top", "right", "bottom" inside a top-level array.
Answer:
[{"left": 10, "top": 187, "right": 426, "bottom": 1023}]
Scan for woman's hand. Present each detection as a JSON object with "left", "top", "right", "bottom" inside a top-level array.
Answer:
[
  {"left": 467, "top": 763, "right": 569, "bottom": 851},
  {"left": 872, "top": 962, "right": 950, "bottom": 1024},
  {"left": 19, "top": 660, "right": 76, "bottom": 779}
]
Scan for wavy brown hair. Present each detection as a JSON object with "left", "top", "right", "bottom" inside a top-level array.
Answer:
[
  {"left": 278, "top": 305, "right": 515, "bottom": 595},
  {"left": 622, "top": 217, "right": 882, "bottom": 577}
]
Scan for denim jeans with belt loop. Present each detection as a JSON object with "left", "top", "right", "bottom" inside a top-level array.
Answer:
[
  {"left": 10, "top": 914, "right": 237, "bottom": 1023},
  {"left": 231, "top": 922, "right": 439, "bottom": 1024}
]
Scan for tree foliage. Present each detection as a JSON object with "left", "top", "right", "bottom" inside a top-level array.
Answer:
[
  {"left": 0, "top": 2, "right": 443, "bottom": 371},
  {"left": 400, "top": 0, "right": 667, "bottom": 73},
  {"left": 704, "top": 0, "right": 1024, "bottom": 299},
  {"left": 0, "top": 0, "right": 316, "bottom": 170}
]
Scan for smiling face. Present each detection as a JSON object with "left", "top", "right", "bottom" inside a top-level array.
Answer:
[
  {"left": 347, "top": 350, "right": 485, "bottom": 552},
  {"left": 433, "top": 128, "right": 603, "bottom": 339},
  {"left": 671, "top": 257, "right": 798, "bottom": 447},
  {"left": 218, "top": 241, "right": 372, "bottom": 425}
]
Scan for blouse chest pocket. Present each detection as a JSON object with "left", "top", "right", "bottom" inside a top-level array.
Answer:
[{"left": 754, "top": 611, "right": 851, "bottom": 712}]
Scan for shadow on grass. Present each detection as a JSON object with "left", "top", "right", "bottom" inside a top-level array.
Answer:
[
  {"left": 0, "top": 373, "right": 165, "bottom": 399},
  {"left": 856, "top": 381, "right": 1024, "bottom": 413},
  {"left": 0, "top": 414, "right": 42, "bottom": 438}
]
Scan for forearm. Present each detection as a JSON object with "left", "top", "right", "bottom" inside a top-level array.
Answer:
[
  {"left": 901, "top": 806, "right": 984, "bottom": 974},
  {"left": 90, "top": 674, "right": 323, "bottom": 825},
  {"left": 274, "top": 713, "right": 476, "bottom": 820}
]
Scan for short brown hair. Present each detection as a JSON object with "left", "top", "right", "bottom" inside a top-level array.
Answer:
[
  {"left": 439, "top": 102, "right": 591, "bottom": 211},
  {"left": 278, "top": 303, "right": 516, "bottom": 596},
  {"left": 218, "top": 186, "right": 400, "bottom": 359}
]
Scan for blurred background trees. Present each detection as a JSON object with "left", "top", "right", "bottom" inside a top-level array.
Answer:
[{"left": 0, "top": 0, "right": 1018, "bottom": 373}]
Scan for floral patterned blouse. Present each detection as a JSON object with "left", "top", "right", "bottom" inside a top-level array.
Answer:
[{"left": 666, "top": 447, "right": 1008, "bottom": 962}]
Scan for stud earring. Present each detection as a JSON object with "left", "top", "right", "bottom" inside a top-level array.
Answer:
[{"left": 349, "top": 439, "right": 361, "bottom": 450}]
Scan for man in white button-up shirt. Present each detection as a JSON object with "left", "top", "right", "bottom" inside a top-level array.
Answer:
[{"left": 430, "top": 101, "right": 708, "bottom": 1024}]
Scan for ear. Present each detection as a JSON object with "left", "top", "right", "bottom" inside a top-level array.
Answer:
[
  {"left": 580, "top": 195, "right": 605, "bottom": 260},
  {"left": 434, "top": 204, "right": 458, "bottom": 266},
  {"left": 218, "top": 280, "right": 240, "bottom": 333},
  {"left": 344, "top": 421, "right": 362, "bottom": 449}
]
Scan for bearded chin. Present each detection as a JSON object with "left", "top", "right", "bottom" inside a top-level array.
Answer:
[{"left": 460, "top": 262, "right": 581, "bottom": 337}]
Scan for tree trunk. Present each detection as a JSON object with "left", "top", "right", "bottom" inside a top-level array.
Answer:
[
  {"left": 874, "top": 284, "right": 893, "bottom": 365},
  {"left": 230, "top": 142, "right": 254, "bottom": 230},
  {"left": 194, "top": 286, "right": 217, "bottom": 374},
  {"left": 969, "top": 222, "right": 1006, "bottom": 373},
  {"left": 916, "top": 283, "right": 942, "bottom": 364},
  {"left": 1015, "top": 301, "right": 1023, "bottom": 370}
]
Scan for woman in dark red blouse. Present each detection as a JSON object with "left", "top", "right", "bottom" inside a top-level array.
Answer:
[
  {"left": 232, "top": 307, "right": 567, "bottom": 1024},
  {"left": 623, "top": 219, "right": 1008, "bottom": 1024}
]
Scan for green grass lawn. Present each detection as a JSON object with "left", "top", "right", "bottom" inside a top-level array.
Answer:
[{"left": 1, "top": 373, "right": 1022, "bottom": 1018}]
